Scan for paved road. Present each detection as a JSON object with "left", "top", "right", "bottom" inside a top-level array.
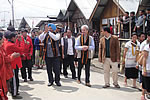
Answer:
[{"left": 8, "top": 66, "right": 141, "bottom": 100}]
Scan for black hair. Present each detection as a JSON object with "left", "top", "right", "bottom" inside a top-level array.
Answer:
[
  {"left": 130, "top": 11, "right": 135, "bottom": 15},
  {"left": 140, "top": 10, "right": 145, "bottom": 14},
  {"left": 146, "top": 8, "right": 150, "bottom": 11},
  {"left": 131, "top": 32, "right": 137, "bottom": 37},
  {"left": 8, "top": 33, "right": 17, "bottom": 39},
  {"left": 139, "top": 32, "right": 145, "bottom": 37},
  {"left": 147, "top": 32, "right": 150, "bottom": 36},
  {"left": 4, "top": 31, "right": 11, "bottom": 39},
  {"left": 125, "top": 12, "right": 129, "bottom": 15},
  {"left": 0, "top": 32, "right": 3, "bottom": 40},
  {"left": 103, "top": 26, "right": 110, "bottom": 33}
]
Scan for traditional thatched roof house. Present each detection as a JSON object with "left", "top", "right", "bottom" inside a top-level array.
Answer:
[
  {"left": 57, "top": 9, "right": 66, "bottom": 22},
  {"left": 19, "top": 17, "right": 52, "bottom": 31},
  {"left": 64, "top": 0, "right": 96, "bottom": 30}
]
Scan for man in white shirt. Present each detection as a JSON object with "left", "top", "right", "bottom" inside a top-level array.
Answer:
[
  {"left": 39, "top": 24, "right": 61, "bottom": 87},
  {"left": 61, "top": 29, "right": 76, "bottom": 79}
]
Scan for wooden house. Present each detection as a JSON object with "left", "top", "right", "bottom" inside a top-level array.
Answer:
[
  {"left": 89, "top": 0, "right": 139, "bottom": 32},
  {"left": 137, "top": 0, "right": 150, "bottom": 14}
]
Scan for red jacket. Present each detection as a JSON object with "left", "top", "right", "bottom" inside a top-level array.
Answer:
[
  {"left": 5, "top": 41, "right": 23, "bottom": 69},
  {"left": 17, "top": 36, "right": 33, "bottom": 60},
  {"left": 3, "top": 40, "right": 14, "bottom": 80},
  {"left": 0, "top": 47, "right": 8, "bottom": 98}
]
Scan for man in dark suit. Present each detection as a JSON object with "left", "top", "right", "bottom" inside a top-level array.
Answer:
[
  {"left": 73, "top": 23, "right": 79, "bottom": 37},
  {"left": 61, "top": 29, "right": 76, "bottom": 79}
]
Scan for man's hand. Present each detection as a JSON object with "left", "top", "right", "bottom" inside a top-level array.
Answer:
[
  {"left": 44, "top": 25, "right": 49, "bottom": 34},
  {"left": 82, "top": 46, "right": 88, "bottom": 51},
  {"left": 137, "top": 26, "right": 140, "bottom": 29},
  {"left": 143, "top": 72, "right": 147, "bottom": 76},
  {"left": 11, "top": 52, "right": 20, "bottom": 58},
  {"left": 39, "top": 43, "right": 44, "bottom": 46},
  {"left": 136, "top": 66, "right": 139, "bottom": 69}
]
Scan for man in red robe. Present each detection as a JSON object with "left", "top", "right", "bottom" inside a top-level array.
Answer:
[{"left": 17, "top": 29, "right": 33, "bottom": 82}]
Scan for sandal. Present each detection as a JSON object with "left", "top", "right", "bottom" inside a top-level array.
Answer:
[
  {"left": 132, "top": 86, "right": 139, "bottom": 90},
  {"left": 141, "top": 95, "right": 146, "bottom": 100},
  {"left": 77, "top": 80, "right": 81, "bottom": 84}
]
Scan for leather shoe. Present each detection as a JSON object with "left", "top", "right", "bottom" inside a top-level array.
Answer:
[
  {"left": 64, "top": 75, "right": 68, "bottom": 78},
  {"left": 12, "top": 95, "right": 23, "bottom": 99},
  {"left": 24, "top": 79, "right": 27, "bottom": 82},
  {"left": 17, "top": 92, "right": 20, "bottom": 95},
  {"left": 29, "top": 78, "right": 34, "bottom": 81},
  {"left": 113, "top": 84, "right": 120, "bottom": 88},
  {"left": 85, "top": 83, "right": 91, "bottom": 87},
  {"left": 56, "top": 82, "right": 61, "bottom": 86},
  {"left": 102, "top": 84, "right": 110, "bottom": 88}
]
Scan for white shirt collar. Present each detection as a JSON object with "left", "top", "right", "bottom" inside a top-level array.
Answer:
[{"left": 104, "top": 34, "right": 111, "bottom": 40}]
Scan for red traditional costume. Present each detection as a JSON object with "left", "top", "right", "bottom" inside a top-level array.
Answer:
[
  {"left": 5, "top": 41, "right": 23, "bottom": 69},
  {"left": 0, "top": 46, "right": 12, "bottom": 100}
]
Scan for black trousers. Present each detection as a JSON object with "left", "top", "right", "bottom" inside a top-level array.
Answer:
[
  {"left": 78, "top": 59, "right": 91, "bottom": 83},
  {"left": 60, "top": 58, "right": 63, "bottom": 73},
  {"left": 21, "top": 60, "right": 33, "bottom": 79},
  {"left": 45, "top": 57, "right": 60, "bottom": 83},
  {"left": 10, "top": 66, "right": 19, "bottom": 96},
  {"left": 63, "top": 55, "right": 76, "bottom": 78}
]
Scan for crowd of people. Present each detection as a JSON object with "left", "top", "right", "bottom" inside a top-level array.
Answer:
[
  {"left": 0, "top": 8, "right": 150, "bottom": 100},
  {"left": 0, "top": 23, "right": 96, "bottom": 99},
  {"left": 117, "top": 9, "right": 150, "bottom": 39}
]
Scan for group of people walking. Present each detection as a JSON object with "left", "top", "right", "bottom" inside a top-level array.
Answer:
[
  {"left": 0, "top": 16, "right": 150, "bottom": 100},
  {"left": 0, "top": 23, "right": 95, "bottom": 100}
]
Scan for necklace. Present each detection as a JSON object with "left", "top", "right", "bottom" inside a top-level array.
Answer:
[{"left": 132, "top": 45, "right": 137, "bottom": 56}]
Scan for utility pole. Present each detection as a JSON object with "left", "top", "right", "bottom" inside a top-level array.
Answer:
[{"left": 8, "top": 0, "right": 15, "bottom": 27}]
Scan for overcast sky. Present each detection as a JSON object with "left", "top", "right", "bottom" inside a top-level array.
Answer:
[{"left": 0, "top": 0, "right": 71, "bottom": 27}]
